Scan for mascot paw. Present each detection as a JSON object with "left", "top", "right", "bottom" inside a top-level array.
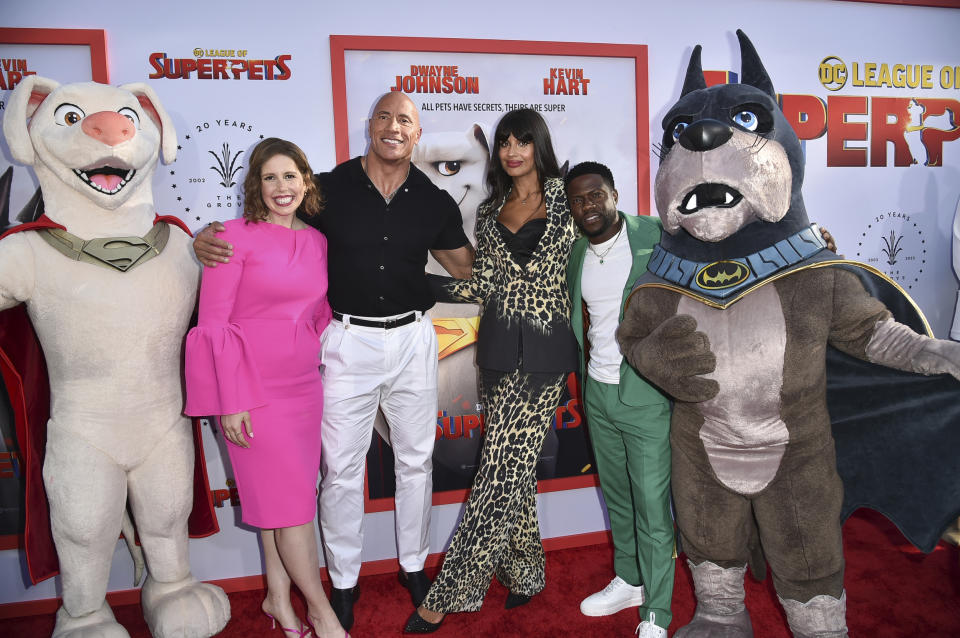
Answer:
[
  {"left": 52, "top": 602, "right": 130, "bottom": 638},
  {"left": 621, "top": 314, "right": 719, "bottom": 402},
  {"left": 674, "top": 608, "right": 754, "bottom": 638},
  {"left": 916, "top": 338, "right": 960, "bottom": 380},
  {"left": 142, "top": 574, "right": 230, "bottom": 638}
]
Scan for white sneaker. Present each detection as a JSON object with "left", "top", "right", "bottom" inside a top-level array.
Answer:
[
  {"left": 635, "top": 612, "right": 667, "bottom": 638},
  {"left": 579, "top": 576, "right": 646, "bottom": 616}
]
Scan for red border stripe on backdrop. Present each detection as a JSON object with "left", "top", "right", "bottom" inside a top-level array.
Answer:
[
  {"left": 0, "top": 28, "right": 109, "bottom": 84},
  {"left": 362, "top": 470, "right": 602, "bottom": 514},
  {"left": 0, "top": 529, "right": 612, "bottom": 620},
  {"left": 838, "top": 0, "right": 960, "bottom": 7}
]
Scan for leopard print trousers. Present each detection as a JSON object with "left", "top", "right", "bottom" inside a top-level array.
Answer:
[{"left": 422, "top": 368, "right": 566, "bottom": 613}]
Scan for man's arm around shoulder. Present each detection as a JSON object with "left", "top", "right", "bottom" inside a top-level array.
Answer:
[{"left": 194, "top": 222, "right": 233, "bottom": 267}]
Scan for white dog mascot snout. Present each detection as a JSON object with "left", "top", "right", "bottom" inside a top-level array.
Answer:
[{"left": 0, "top": 76, "right": 229, "bottom": 638}]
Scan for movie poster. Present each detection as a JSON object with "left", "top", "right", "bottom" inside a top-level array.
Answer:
[{"left": 330, "top": 37, "right": 650, "bottom": 507}]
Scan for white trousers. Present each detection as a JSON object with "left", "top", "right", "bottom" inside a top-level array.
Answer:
[{"left": 318, "top": 312, "right": 438, "bottom": 588}]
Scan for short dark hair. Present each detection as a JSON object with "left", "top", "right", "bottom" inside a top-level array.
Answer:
[
  {"left": 565, "top": 161, "right": 615, "bottom": 191},
  {"left": 482, "top": 108, "right": 561, "bottom": 210},
  {"left": 243, "top": 137, "right": 323, "bottom": 223}
]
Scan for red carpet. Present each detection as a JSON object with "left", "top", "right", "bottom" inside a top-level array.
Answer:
[{"left": 2, "top": 509, "right": 958, "bottom": 637}]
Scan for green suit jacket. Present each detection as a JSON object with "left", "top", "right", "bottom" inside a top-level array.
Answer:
[{"left": 566, "top": 212, "right": 668, "bottom": 408}]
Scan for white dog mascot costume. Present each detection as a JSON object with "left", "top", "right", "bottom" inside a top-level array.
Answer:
[{"left": 0, "top": 76, "right": 230, "bottom": 637}]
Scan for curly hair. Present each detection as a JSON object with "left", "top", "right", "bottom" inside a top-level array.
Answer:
[
  {"left": 242, "top": 137, "right": 323, "bottom": 223},
  {"left": 565, "top": 161, "right": 615, "bottom": 191}
]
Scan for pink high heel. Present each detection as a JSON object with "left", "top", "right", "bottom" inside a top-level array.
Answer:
[
  {"left": 265, "top": 612, "right": 312, "bottom": 637},
  {"left": 307, "top": 615, "right": 350, "bottom": 638}
]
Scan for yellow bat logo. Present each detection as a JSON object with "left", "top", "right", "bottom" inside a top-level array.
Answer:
[{"left": 696, "top": 261, "right": 751, "bottom": 289}]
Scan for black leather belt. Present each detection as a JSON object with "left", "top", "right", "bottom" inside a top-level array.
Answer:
[{"left": 332, "top": 310, "right": 418, "bottom": 329}]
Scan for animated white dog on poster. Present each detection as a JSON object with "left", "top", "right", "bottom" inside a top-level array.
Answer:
[
  {"left": 905, "top": 98, "right": 957, "bottom": 166},
  {"left": 411, "top": 124, "right": 489, "bottom": 476}
]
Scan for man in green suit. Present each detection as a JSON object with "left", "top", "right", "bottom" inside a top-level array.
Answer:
[{"left": 565, "top": 162, "right": 673, "bottom": 638}]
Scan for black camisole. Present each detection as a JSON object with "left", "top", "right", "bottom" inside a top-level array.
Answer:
[{"left": 496, "top": 218, "right": 546, "bottom": 267}]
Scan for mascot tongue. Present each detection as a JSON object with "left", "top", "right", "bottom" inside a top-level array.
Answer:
[{"left": 90, "top": 172, "right": 123, "bottom": 191}]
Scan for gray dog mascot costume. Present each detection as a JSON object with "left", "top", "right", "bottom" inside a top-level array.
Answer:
[{"left": 617, "top": 31, "right": 960, "bottom": 638}]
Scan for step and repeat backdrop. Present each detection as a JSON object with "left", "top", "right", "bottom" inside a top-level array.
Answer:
[{"left": 1, "top": 0, "right": 958, "bottom": 605}]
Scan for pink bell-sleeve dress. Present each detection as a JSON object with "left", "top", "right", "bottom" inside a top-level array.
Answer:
[{"left": 185, "top": 218, "right": 331, "bottom": 528}]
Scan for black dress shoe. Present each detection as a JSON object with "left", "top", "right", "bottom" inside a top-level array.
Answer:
[
  {"left": 398, "top": 569, "right": 431, "bottom": 607},
  {"left": 403, "top": 609, "right": 443, "bottom": 634},
  {"left": 505, "top": 592, "right": 532, "bottom": 609},
  {"left": 330, "top": 585, "right": 358, "bottom": 631}
]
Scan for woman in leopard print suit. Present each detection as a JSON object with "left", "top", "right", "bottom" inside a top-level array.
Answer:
[{"left": 406, "top": 109, "right": 579, "bottom": 632}]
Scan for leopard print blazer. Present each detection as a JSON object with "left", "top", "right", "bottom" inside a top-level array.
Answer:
[{"left": 431, "top": 176, "right": 579, "bottom": 373}]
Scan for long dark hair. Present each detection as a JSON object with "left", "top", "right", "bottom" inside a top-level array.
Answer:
[
  {"left": 481, "top": 108, "right": 561, "bottom": 211},
  {"left": 243, "top": 137, "right": 323, "bottom": 223}
]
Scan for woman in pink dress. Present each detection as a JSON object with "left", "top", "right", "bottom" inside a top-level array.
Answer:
[{"left": 185, "top": 138, "right": 346, "bottom": 638}]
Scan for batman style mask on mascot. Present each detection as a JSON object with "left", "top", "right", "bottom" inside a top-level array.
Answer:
[{"left": 617, "top": 30, "right": 960, "bottom": 638}]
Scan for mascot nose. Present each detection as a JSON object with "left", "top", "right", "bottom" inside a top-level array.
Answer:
[
  {"left": 679, "top": 119, "right": 733, "bottom": 152},
  {"left": 81, "top": 111, "right": 136, "bottom": 146}
]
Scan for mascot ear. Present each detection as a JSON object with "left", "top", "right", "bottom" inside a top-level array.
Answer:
[
  {"left": 119, "top": 82, "right": 178, "bottom": 164},
  {"left": 680, "top": 45, "right": 706, "bottom": 97},
  {"left": 2, "top": 75, "right": 61, "bottom": 166},
  {"left": 737, "top": 30, "right": 776, "bottom": 98}
]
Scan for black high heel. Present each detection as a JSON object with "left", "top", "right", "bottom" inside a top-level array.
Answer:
[
  {"left": 403, "top": 609, "right": 443, "bottom": 634},
  {"left": 505, "top": 592, "right": 532, "bottom": 609}
]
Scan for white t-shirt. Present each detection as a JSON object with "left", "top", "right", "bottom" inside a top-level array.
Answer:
[{"left": 581, "top": 227, "right": 632, "bottom": 384}]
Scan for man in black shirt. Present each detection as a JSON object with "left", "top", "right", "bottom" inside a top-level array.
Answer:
[{"left": 194, "top": 92, "right": 473, "bottom": 631}]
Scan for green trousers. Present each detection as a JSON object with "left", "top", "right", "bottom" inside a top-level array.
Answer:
[{"left": 584, "top": 376, "right": 674, "bottom": 627}]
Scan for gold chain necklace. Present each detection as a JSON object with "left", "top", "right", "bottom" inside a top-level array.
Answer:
[{"left": 519, "top": 190, "right": 541, "bottom": 205}]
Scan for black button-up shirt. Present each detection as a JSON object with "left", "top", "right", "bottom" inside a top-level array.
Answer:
[{"left": 305, "top": 157, "right": 468, "bottom": 317}]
